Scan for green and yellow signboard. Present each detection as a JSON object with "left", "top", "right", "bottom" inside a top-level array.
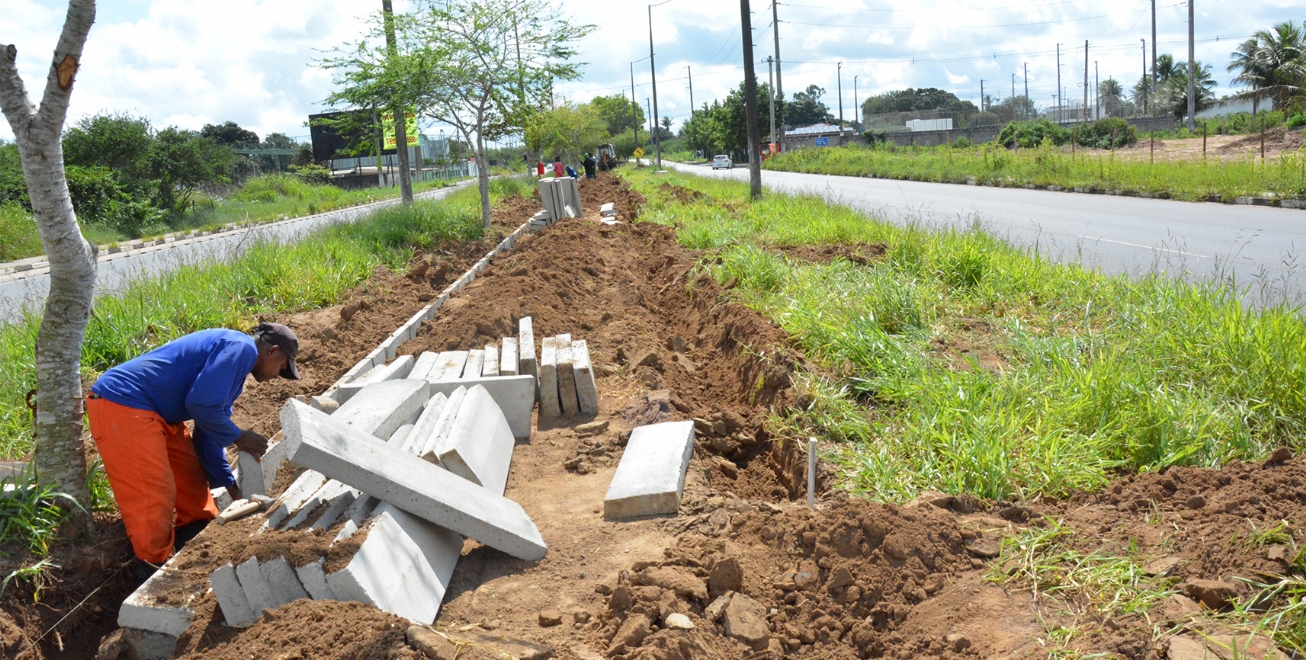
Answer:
[{"left": 382, "top": 109, "right": 419, "bottom": 150}]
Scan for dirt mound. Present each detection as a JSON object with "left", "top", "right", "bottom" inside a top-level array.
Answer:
[
  {"left": 656, "top": 182, "right": 704, "bottom": 205},
  {"left": 172, "top": 600, "right": 415, "bottom": 660},
  {"left": 774, "top": 242, "right": 887, "bottom": 265},
  {"left": 580, "top": 171, "right": 646, "bottom": 218},
  {"left": 1220, "top": 126, "right": 1305, "bottom": 152}
]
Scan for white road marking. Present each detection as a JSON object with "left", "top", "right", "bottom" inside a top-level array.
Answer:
[{"left": 1077, "top": 235, "right": 1210, "bottom": 259}]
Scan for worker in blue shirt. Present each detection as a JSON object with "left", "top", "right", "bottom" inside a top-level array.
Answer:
[{"left": 86, "top": 322, "right": 300, "bottom": 579}]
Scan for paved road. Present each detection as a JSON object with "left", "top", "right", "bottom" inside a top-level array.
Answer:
[
  {"left": 0, "top": 183, "right": 470, "bottom": 323},
  {"left": 675, "top": 163, "right": 1306, "bottom": 306}
]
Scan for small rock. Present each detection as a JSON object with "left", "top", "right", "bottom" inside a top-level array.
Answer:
[
  {"left": 1157, "top": 593, "right": 1202, "bottom": 620},
  {"left": 674, "top": 354, "right": 696, "bottom": 374},
  {"left": 793, "top": 560, "right": 819, "bottom": 590},
  {"left": 664, "top": 613, "right": 694, "bottom": 630},
  {"left": 538, "top": 609, "right": 563, "bottom": 627},
  {"left": 705, "top": 593, "right": 732, "bottom": 621},
  {"left": 632, "top": 349, "right": 661, "bottom": 371},
  {"left": 945, "top": 633, "right": 971, "bottom": 653},
  {"left": 722, "top": 594, "right": 771, "bottom": 651},
  {"left": 1182, "top": 578, "right": 1239, "bottom": 609},
  {"left": 607, "top": 613, "right": 651, "bottom": 655},
  {"left": 908, "top": 490, "right": 955, "bottom": 509},
  {"left": 575, "top": 420, "right": 609, "bottom": 436},
  {"left": 1265, "top": 447, "right": 1293, "bottom": 466},
  {"left": 1143, "top": 557, "right": 1182, "bottom": 577},
  {"left": 827, "top": 566, "right": 854, "bottom": 592},
  {"left": 1267, "top": 545, "right": 1288, "bottom": 562},
  {"left": 964, "top": 535, "right": 1001, "bottom": 558},
  {"left": 715, "top": 458, "right": 738, "bottom": 479},
  {"left": 1186, "top": 495, "right": 1206, "bottom": 510},
  {"left": 408, "top": 625, "right": 458, "bottom": 659},
  {"left": 575, "top": 460, "right": 594, "bottom": 475},
  {"left": 665, "top": 335, "right": 688, "bottom": 352},
  {"left": 573, "top": 609, "right": 591, "bottom": 624},
  {"left": 632, "top": 566, "right": 708, "bottom": 602},
  {"left": 709, "top": 557, "right": 743, "bottom": 596}
]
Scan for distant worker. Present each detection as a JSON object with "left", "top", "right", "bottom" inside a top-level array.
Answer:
[
  {"left": 87, "top": 323, "right": 301, "bottom": 580},
  {"left": 553, "top": 156, "right": 564, "bottom": 178},
  {"left": 566, "top": 164, "right": 580, "bottom": 179},
  {"left": 582, "top": 153, "right": 597, "bottom": 179},
  {"left": 537, "top": 159, "right": 545, "bottom": 177}
]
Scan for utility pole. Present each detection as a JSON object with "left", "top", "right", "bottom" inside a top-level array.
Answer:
[
  {"left": 772, "top": 0, "right": 784, "bottom": 152},
  {"left": 649, "top": 1, "right": 670, "bottom": 170},
  {"left": 1011, "top": 74, "right": 1015, "bottom": 103},
  {"left": 1186, "top": 0, "right": 1196, "bottom": 131},
  {"left": 687, "top": 66, "right": 695, "bottom": 116},
  {"left": 381, "top": 0, "right": 413, "bottom": 204},
  {"left": 1024, "top": 62, "right": 1029, "bottom": 119},
  {"left": 646, "top": 98, "right": 654, "bottom": 140},
  {"left": 1151, "top": 0, "right": 1158, "bottom": 110},
  {"left": 768, "top": 56, "right": 776, "bottom": 144},
  {"left": 1094, "top": 61, "right": 1099, "bottom": 119},
  {"left": 837, "top": 61, "right": 844, "bottom": 135},
  {"left": 1083, "top": 40, "right": 1089, "bottom": 124},
  {"left": 630, "top": 62, "right": 641, "bottom": 164},
  {"left": 853, "top": 75, "right": 858, "bottom": 133},
  {"left": 980, "top": 79, "right": 985, "bottom": 112},
  {"left": 741, "top": 0, "right": 763, "bottom": 199},
  {"left": 1056, "top": 44, "right": 1062, "bottom": 123},
  {"left": 1142, "top": 39, "right": 1148, "bottom": 116}
]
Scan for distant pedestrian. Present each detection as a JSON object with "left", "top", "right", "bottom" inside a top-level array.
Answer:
[
  {"left": 537, "top": 160, "right": 545, "bottom": 177},
  {"left": 553, "top": 157, "right": 564, "bottom": 178},
  {"left": 582, "top": 153, "right": 597, "bottom": 179},
  {"left": 566, "top": 165, "right": 579, "bottom": 179}
]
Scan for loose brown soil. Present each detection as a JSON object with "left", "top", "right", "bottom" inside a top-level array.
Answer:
[
  {"left": 1086, "top": 127, "right": 1306, "bottom": 163},
  {"left": 9, "top": 170, "right": 1306, "bottom": 660}
]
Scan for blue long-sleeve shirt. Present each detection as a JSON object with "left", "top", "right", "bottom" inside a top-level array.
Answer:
[{"left": 91, "top": 329, "right": 256, "bottom": 488}]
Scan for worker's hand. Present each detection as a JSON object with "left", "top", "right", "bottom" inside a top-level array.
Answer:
[
  {"left": 234, "top": 429, "right": 268, "bottom": 460},
  {"left": 225, "top": 483, "right": 243, "bottom": 504}
]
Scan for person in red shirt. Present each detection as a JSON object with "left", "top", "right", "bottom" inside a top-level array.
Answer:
[
  {"left": 553, "top": 157, "right": 564, "bottom": 178},
  {"left": 536, "top": 160, "right": 545, "bottom": 177}
]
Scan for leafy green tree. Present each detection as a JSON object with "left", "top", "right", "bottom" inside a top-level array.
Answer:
[
  {"left": 1229, "top": 22, "right": 1306, "bottom": 114},
  {"left": 524, "top": 102, "right": 609, "bottom": 162},
  {"left": 787, "top": 84, "right": 832, "bottom": 126},
  {"left": 201, "top": 120, "right": 260, "bottom": 146},
  {"left": 1134, "top": 53, "right": 1182, "bottom": 110},
  {"left": 862, "top": 87, "right": 979, "bottom": 116},
  {"left": 1097, "top": 78, "right": 1128, "bottom": 117},
  {"left": 589, "top": 94, "right": 644, "bottom": 135},
  {"left": 679, "top": 81, "right": 773, "bottom": 157},
  {"left": 1164, "top": 61, "right": 1218, "bottom": 119},
  {"left": 992, "top": 95, "right": 1036, "bottom": 122},
  {"left": 63, "top": 112, "right": 153, "bottom": 175},
  {"left": 145, "top": 128, "right": 232, "bottom": 212}
]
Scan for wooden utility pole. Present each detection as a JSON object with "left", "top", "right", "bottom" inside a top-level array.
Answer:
[
  {"left": 382, "top": 0, "right": 413, "bottom": 203},
  {"left": 741, "top": 0, "right": 762, "bottom": 199}
]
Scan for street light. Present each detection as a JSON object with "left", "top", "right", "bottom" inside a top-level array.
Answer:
[{"left": 648, "top": 0, "right": 672, "bottom": 171}]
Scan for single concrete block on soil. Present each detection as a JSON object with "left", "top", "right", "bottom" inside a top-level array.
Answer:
[
  {"left": 462, "top": 350, "right": 485, "bottom": 379},
  {"left": 280, "top": 399, "right": 547, "bottom": 560},
  {"left": 295, "top": 558, "right": 338, "bottom": 601},
  {"left": 555, "top": 334, "right": 580, "bottom": 416},
  {"left": 236, "top": 556, "right": 277, "bottom": 615},
  {"left": 604, "top": 421, "right": 696, "bottom": 520},
  {"left": 409, "top": 351, "right": 442, "bottom": 381},
  {"left": 501, "top": 337, "right": 519, "bottom": 376},
  {"left": 572, "top": 339, "right": 599, "bottom": 415},
  {"left": 209, "top": 563, "right": 257, "bottom": 628},
  {"left": 118, "top": 558, "right": 197, "bottom": 636},
  {"left": 427, "top": 375, "right": 535, "bottom": 439},
  {"left": 434, "top": 385, "right": 515, "bottom": 495},
  {"left": 519, "top": 317, "right": 537, "bottom": 379},
  {"left": 236, "top": 449, "right": 266, "bottom": 498},
  {"left": 483, "top": 344, "right": 500, "bottom": 377},
  {"left": 539, "top": 337, "right": 561, "bottom": 418},
  {"left": 333, "top": 379, "right": 429, "bottom": 440},
  {"left": 429, "top": 351, "right": 469, "bottom": 382},
  {"left": 260, "top": 556, "right": 310, "bottom": 607},
  {"left": 326, "top": 506, "right": 462, "bottom": 623}
]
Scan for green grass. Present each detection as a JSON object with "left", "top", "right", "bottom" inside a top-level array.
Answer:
[
  {"left": 0, "top": 174, "right": 466, "bottom": 262},
  {"left": 622, "top": 168, "right": 1306, "bottom": 503},
  {"left": 0, "top": 182, "right": 505, "bottom": 460},
  {"left": 763, "top": 140, "right": 1306, "bottom": 202}
]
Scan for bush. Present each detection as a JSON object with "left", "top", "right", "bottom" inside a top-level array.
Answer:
[
  {"left": 1288, "top": 113, "right": 1306, "bottom": 129},
  {"left": 1073, "top": 118, "right": 1139, "bottom": 149},
  {"left": 0, "top": 204, "right": 41, "bottom": 261},
  {"left": 105, "top": 198, "right": 168, "bottom": 238},
  {"left": 64, "top": 165, "right": 124, "bottom": 222},
  {"left": 950, "top": 136, "right": 973, "bottom": 149},
  {"left": 289, "top": 164, "right": 332, "bottom": 186},
  {"left": 998, "top": 119, "right": 1070, "bottom": 149},
  {"left": 235, "top": 174, "right": 311, "bottom": 203}
]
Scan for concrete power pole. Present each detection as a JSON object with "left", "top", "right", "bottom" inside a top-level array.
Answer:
[
  {"left": 772, "top": 0, "right": 784, "bottom": 152},
  {"left": 853, "top": 75, "right": 858, "bottom": 133},
  {"left": 740, "top": 0, "right": 763, "bottom": 199},
  {"left": 649, "top": 1, "right": 669, "bottom": 170},
  {"left": 381, "top": 0, "right": 413, "bottom": 204},
  {"left": 1024, "top": 63, "right": 1029, "bottom": 119},
  {"left": 687, "top": 66, "right": 694, "bottom": 116},
  {"left": 1094, "top": 61, "right": 1099, "bottom": 119},
  {"left": 1151, "top": 0, "right": 1158, "bottom": 111},
  {"left": 1142, "top": 40, "right": 1149, "bottom": 116},
  {"left": 837, "top": 61, "right": 844, "bottom": 135},
  {"left": 1056, "top": 44, "right": 1062, "bottom": 123},
  {"left": 1083, "top": 40, "right": 1089, "bottom": 123},
  {"left": 630, "top": 62, "right": 641, "bottom": 165},
  {"left": 768, "top": 57, "right": 776, "bottom": 145},
  {"left": 1186, "top": 0, "right": 1196, "bottom": 131},
  {"left": 980, "top": 79, "right": 985, "bottom": 112}
]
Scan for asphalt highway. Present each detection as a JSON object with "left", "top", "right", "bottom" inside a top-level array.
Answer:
[{"left": 674, "top": 162, "right": 1306, "bottom": 306}]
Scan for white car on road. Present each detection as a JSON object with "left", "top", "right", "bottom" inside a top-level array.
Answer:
[{"left": 711, "top": 155, "right": 733, "bottom": 170}]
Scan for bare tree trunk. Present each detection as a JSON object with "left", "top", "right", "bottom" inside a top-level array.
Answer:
[
  {"left": 381, "top": 0, "right": 413, "bottom": 205},
  {"left": 475, "top": 132, "right": 491, "bottom": 228},
  {"left": 0, "top": 0, "right": 98, "bottom": 514}
]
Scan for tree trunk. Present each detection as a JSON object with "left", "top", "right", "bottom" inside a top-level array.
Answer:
[
  {"left": 475, "top": 132, "right": 491, "bottom": 228},
  {"left": 380, "top": 0, "right": 413, "bottom": 205},
  {"left": 0, "top": 0, "right": 98, "bottom": 515}
]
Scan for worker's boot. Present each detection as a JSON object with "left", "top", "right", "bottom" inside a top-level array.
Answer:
[
  {"left": 132, "top": 558, "right": 161, "bottom": 584},
  {"left": 173, "top": 519, "right": 210, "bottom": 552}
]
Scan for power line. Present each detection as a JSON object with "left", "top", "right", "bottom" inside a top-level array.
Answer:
[{"left": 786, "top": 13, "right": 1114, "bottom": 31}]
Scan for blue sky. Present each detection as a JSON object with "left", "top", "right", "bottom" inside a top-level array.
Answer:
[{"left": 1, "top": 0, "right": 1296, "bottom": 141}]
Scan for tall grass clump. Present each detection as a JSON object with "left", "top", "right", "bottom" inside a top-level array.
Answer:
[
  {"left": 625, "top": 168, "right": 1306, "bottom": 502},
  {"left": 0, "top": 204, "right": 41, "bottom": 262},
  {"left": 0, "top": 187, "right": 484, "bottom": 459},
  {"left": 765, "top": 141, "right": 1306, "bottom": 202}
]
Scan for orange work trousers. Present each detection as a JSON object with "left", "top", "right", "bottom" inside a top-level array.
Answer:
[{"left": 86, "top": 396, "right": 218, "bottom": 563}]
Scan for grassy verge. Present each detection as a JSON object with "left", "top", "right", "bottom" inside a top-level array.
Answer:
[
  {"left": 0, "top": 176, "right": 533, "bottom": 460},
  {"left": 763, "top": 141, "right": 1306, "bottom": 202},
  {"left": 622, "top": 168, "right": 1306, "bottom": 503},
  {"left": 0, "top": 174, "right": 466, "bottom": 263}
]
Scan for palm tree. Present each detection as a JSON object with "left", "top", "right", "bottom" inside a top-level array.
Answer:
[
  {"left": 1098, "top": 78, "right": 1126, "bottom": 117},
  {"left": 1134, "top": 54, "right": 1181, "bottom": 113},
  {"left": 1166, "top": 61, "right": 1218, "bottom": 120},
  {"left": 1228, "top": 21, "right": 1306, "bottom": 114}
]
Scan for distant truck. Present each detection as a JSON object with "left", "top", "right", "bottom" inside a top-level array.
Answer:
[{"left": 596, "top": 143, "right": 620, "bottom": 171}]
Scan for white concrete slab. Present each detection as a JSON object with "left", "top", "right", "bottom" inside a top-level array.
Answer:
[
  {"left": 209, "top": 563, "right": 257, "bottom": 628},
  {"left": 409, "top": 351, "right": 442, "bottom": 381},
  {"left": 434, "top": 385, "right": 515, "bottom": 495},
  {"left": 333, "top": 379, "right": 429, "bottom": 440},
  {"left": 429, "top": 351, "right": 469, "bottom": 382},
  {"left": 340, "top": 355, "right": 414, "bottom": 399},
  {"left": 426, "top": 375, "right": 535, "bottom": 439},
  {"left": 539, "top": 337, "right": 561, "bottom": 418},
  {"left": 401, "top": 393, "right": 447, "bottom": 456},
  {"left": 501, "top": 337, "right": 519, "bottom": 376},
  {"left": 281, "top": 400, "right": 547, "bottom": 560},
  {"left": 604, "top": 421, "right": 696, "bottom": 520},
  {"left": 462, "top": 349, "right": 484, "bottom": 379},
  {"left": 263, "top": 470, "right": 326, "bottom": 529},
  {"left": 555, "top": 334, "right": 580, "bottom": 416},
  {"left": 295, "top": 558, "right": 338, "bottom": 601},
  {"left": 235, "top": 450, "right": 266, "bottom": 498},
  {"left": 118, "top": 557, "right": 196, "bottom": 636},
  {"left": 236, "top": 556, "right": 277, "bottom": 615},
  {"left": 418, "top": 387, "right": 467, "bottom": 464},
  {"left": 572, "top": 339, "right": 600, "bottom": 415},
  {"left": 260, "top": 556, "right": 309, "bottom": 607},
  {"left": 483, "top": 344, "right": 500, "bottom": 377},
  {"left": 310, "top": 486, "right": 358, "bottom": 532},
  {"left": 279, "top": 480, "right": 340, "bottom": 530},
  {"left": 211, "top": 487, "right": 232, "bottom": 511},
  {"left": 519, "top": 317, "right": 537, "bottom": 380}
]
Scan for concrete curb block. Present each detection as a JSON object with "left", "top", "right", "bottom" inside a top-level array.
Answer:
[
  {"left": 117, "top": 559, "right": 196, "bottom": 637},
  {"left": 210, "top": 563, "right": 257, "bottom": 628},
  {"left": 604, "top": 421, "right": 696, "bottom": 520}
]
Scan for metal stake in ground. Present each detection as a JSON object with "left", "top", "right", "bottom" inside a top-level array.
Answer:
[
  {"left": 807, "top": 438, "right": 817, "bottom": 508},
  {"left": 739, "top": 0, "right": 763, "bottom": 200}
]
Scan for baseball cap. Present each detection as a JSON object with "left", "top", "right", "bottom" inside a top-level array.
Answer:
[{"left": 256, "top": 322, "right": 301, "bottom": 379}]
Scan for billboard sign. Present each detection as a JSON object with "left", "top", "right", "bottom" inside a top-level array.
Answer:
[{"left": 382, "top": 109, "right": 419, "bottom": 150}]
